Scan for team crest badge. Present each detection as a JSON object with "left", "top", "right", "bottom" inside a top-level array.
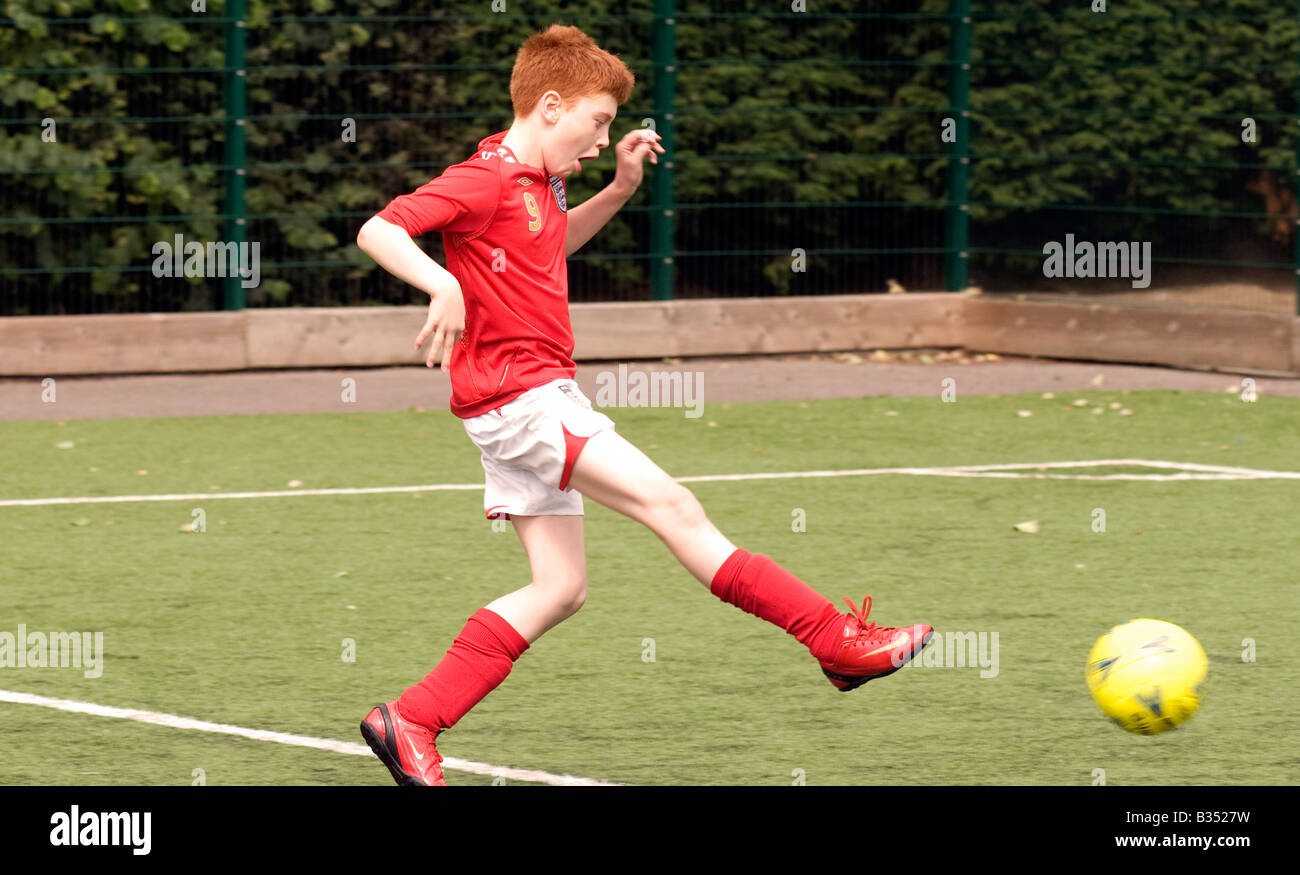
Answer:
[{"left": 549, "top": 175, "right": 567, "bottom": 213}]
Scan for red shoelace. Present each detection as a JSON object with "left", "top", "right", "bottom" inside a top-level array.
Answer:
[
  {"left": 415, "top": 726, "right": 444, "bottom": 764},
  {"left": 842, "top": 595, "right": 900, "bottom": 647}
]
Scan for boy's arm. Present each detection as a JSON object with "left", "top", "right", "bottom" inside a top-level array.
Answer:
[
  {"left": 565, "top": 129, "right": 664, "bottom": 257},
  {"left": 356, "top": 216, "right": 465, "bottom": 371},
  {"left": 358, "top": 164, "right": 496, "bottom": 370},
  {"left": 358, "top": 161, "right": 498, "bottom": 293},
  {"left": 565, "top": 183, "right": 635, "bottom": 257},
  {"left": 357, "top": 215, "right": 460, "bottom": 299}
]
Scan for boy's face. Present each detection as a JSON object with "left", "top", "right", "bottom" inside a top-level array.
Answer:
[{"left": 541, "top": 92, "right": 617, "bottom": 179}]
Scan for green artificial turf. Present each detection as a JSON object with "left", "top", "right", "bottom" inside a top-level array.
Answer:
[{"left": 1, "top": 389, "right": 1296, "bottom": 785}]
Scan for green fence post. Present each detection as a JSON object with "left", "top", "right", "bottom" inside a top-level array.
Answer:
[
  {"left": 649, "top": 0, "right": 676, "bottom": 301},
  {"left": 222, "top": 0, "right": 248, "bottom": 310},
  {"left": 944, "top": 0, "right": 971, "bottom": 292}
]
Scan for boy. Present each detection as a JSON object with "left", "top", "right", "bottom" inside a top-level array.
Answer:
[{"left": 356, "top": 24, "right": 933, "bottom": 786}]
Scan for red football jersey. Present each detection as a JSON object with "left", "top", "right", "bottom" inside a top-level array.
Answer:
[{"left": 375, "top": 130, "right": 576, "bottom": 418}]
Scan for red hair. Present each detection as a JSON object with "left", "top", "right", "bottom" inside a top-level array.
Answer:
[{"left": 510, "top": 24, "right": 636, "bottom": 118}]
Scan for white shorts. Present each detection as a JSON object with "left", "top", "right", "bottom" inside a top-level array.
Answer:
[{"left": 462, "top": 378, "right": 616, "bottom": 520}]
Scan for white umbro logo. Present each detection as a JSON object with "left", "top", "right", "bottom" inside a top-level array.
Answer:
[{"left": 558, "top": 384, "right": 593, "bottom": 411}]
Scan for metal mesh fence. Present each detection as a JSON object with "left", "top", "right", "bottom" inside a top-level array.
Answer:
[{"left": 1, "top": 1, "right": 1296, "bottom": 316}]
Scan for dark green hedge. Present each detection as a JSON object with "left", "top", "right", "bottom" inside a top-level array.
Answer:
[{"left": 0, "top": 0, "right": 1294, "bottom": 314}]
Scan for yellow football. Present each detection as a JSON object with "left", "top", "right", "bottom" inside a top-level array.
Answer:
[{"left": 1086, "top": 619, "right": 1208, "bottom": 735}]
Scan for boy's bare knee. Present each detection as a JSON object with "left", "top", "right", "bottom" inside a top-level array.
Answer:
[
  {"left": 658, "top": 484, "right": 707, "bottom": 530},
  {"left": 557, "top": 583, "right": 586, "bottom": 618},
  {"left": 536, "top": 576, "right": 587, "bottom": 617}
]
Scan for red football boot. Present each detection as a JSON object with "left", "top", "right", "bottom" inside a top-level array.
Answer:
[
  {"left": 360, "top": 700, "right": 447, "bottom": 786},
  {"left": 819, "top": 596, "right": 933, "bottom": 692}
]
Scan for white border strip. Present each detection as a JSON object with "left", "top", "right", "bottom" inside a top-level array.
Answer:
[
  {"left": 3, "top": 459, "right": 1295, "bottom": 508},
  {"left": 0, "top": 484, "right": 482, "bottom": 507},
  {"left": 675, "top": 459, "right": 1300, "bottom": 483},
  {"left": 0, "top": 689, "right": 620, "bottom": 787}
]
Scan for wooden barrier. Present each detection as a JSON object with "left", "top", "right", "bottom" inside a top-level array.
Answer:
[
  {"left": 0, "top": 311, "right": 247, "bottom": 375},
  {"left": 962, "top": 298, "right": 1296, "bottom": 374},
  {"left": 568, "top": 294, "right": 962, "bottom": 359},
  {"left": 0, "top": 294, "right": 1296, "bottom": 377},
  {"left": 1293, "top": 316, "right": 1300, "bottom": 375},
  {"left": 244, "top": 307, "right": 422, "bottom": 369}
]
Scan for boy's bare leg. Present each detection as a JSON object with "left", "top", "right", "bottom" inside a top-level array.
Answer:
[
  {"left": 567, "top": 426, "right": 933, "bottom": 691},
  {"left": 368, "top": 514, "right": 584, "bottom": 774},
  {"left": 485, "top": 514, "right": 589, "bottom": 644},
  {"left": 566, "top": 427, "right": 847, "bottom": 655},
  {"left": 565, "top": 429, "right": 737, "bottom": 584}
]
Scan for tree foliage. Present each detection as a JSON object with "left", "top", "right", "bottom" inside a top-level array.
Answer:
[{"left": 0, "top": 0, "right": 1293, "bottom": 313}]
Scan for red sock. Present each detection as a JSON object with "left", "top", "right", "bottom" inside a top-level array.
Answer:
[
  {"left": 396, "top": 607, "right": 529, "bottom": 732},
  {"left": 710, "top": 548, "right": 846, "bottom": 662}
]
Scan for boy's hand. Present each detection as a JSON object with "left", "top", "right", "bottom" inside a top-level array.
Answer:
[
  {"left": 612, "top": 129, "right": 664, "bottom": 192},
  {"left": 414, "top": 281, "right": 465, "bottom": 372}
]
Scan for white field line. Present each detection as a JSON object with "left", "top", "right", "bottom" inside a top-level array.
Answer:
[
  {"left": 676, "top": 459, "right": 1300, "bottom": 483},
  {"left": 0, "top": 688, "right": 620, "bottom": 787},
  {"left": 2, "top": 459, "right": 1296, "bottom": 508},
  {"left": 0, "top": 484, "right": 482, "bottom": 508}
]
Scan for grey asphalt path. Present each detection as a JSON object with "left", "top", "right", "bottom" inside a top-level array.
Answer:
[{"left": 1, "top": 354, "right": 1295, "bottom": 421}]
